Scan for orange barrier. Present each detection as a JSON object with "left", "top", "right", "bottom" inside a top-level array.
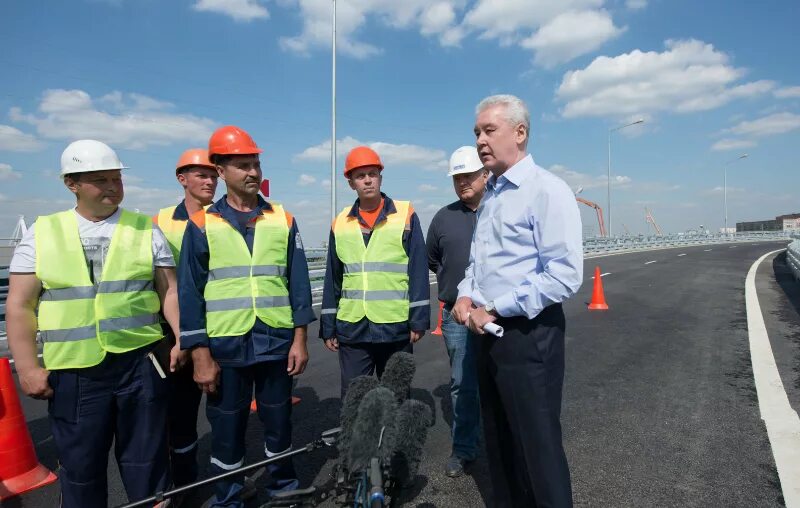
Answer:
[
  {"left": 0, "top": 358, "right": 58, "bottom": 500},
  {"left": 588, "top": 266, "right": 609, "bottom": 310},
  {"left": 431, "top": 301, "right": 444, "bottom": 336}
]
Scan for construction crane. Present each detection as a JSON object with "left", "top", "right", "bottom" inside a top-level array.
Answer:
[
  {"left": 645, "top": 207, "right": 663, "bottom": 236},
  {"left": 576, "top": 197, "right": 607, "bottom": 237}
]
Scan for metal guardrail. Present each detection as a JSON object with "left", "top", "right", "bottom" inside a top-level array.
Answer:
[
  {"left": 0, "top": 232, "right": 795, "bottom": 339},
  {"left": 787, "top": 240, "right": 800, "bottom": 281}
]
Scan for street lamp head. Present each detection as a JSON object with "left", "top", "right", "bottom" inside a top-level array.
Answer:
[
  {"left": 574, "top": 186, "right": 584, "bottom": 195},
  {"left": 739, "top": 153, "right": 748, "bottom": 159},
  {"left": 632, "top": 118, "right": 644, "bottom": 125}
]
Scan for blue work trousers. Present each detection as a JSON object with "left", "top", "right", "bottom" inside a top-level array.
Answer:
[
  {"left": 337, "top": 340, "right": 412, "bottom": 398},
  {"left": 441, "top": 307, "right": 480, "bottom": 461},
  {"left": 47, "top": 346, "right": 170, "bottom": 508},
  {"left": 206, "top": 360, "right": 298, "bottom": 507},
  {"left": 168, "top": 362, "right": 203, "bottom": 486}
]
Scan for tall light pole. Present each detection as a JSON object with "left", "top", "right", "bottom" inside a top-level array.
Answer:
[
  {"left": 330, "top": 0, "right": 337, "bottom": 224},
  {"left": 607, "top": 119, "right": 644, "bottom": 237},
  {"left": 724, "top": 153, "right": 748, "bottom": 234}
]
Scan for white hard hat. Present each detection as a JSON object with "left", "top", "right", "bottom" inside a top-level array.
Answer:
[
  {"left": 448, "top": 146, "right": 484, "bottom": 176},
  {"left": 60, "top": 139, "right": 128, "bottom": 177}
]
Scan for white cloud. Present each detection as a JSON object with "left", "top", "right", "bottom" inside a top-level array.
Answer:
[
  {"left": 295, "top": 136, "right": 448, "bottom": 171},
  {"left": 710, "top": 138, "right": 756, "bottom": 152},
  {"left": 520, "top": 10, "right": 624, "bottom": 68},
  {"left": 774, "top": 86, "right": 800, "bottom": 99},
  {"left": 625, "top": 0, "right": 647, "bottom": 9},
  {"left": 298, "top": 174, "right": 317, "bottom": 186},
  {"left": 0, "top": 124, "right": 44, "bottom": 152},
  {"left": 192, "top": 0, "right": 269, "bottom": 21},
  {"left": 123, "top": 185, "right": 184, "bottom": 215},
  {"left": 10, "top": 89, "right": 217, "bottom": 150},
  {"left": 726, "top": 112, "right": 800, "bottom": 137},
  {"left": 556, "top": 39, "right": 775, "bottom": 118},
  {"left": 278, "top": 0, "right": 620, "bottom": 65},
  {"left": 418, "top": 184, "right": 438, "bottom": 192},
  {"left": 548, "top": 164, "right": 631, "bottom": 190},
  {"left": 0, "top": 163, "right": 22, "bottom": 181}
]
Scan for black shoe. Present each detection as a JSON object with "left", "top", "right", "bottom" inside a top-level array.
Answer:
[{"left": 445, "top": 456, "right": 468, "bottom": 478}]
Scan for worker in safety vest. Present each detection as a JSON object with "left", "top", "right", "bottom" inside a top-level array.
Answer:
[
  {"left": 178, "top": 126, "right": 315, "bottom": 507},
  {"left": 153, "top": 148, "right": 218, "bottom": 488},
  {"left": 320, "top": 146, "right": 430, "bottom": 397},
  {"left": 6, "top": 140, "right": 181, "bottom": 508}
]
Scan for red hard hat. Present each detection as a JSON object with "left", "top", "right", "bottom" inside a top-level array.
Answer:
[
  {"left": 176, "top": 148, "right": 214, "bottom": 174},
  {"left": 208, "top": 125, "right": 263, "bottom": 158},
  {"left": 344, "top": 146, "right": 383, "bottom": 177}
]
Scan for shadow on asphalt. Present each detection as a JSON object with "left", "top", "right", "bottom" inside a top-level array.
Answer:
[{"left": 773, "top": 252, "right": 800, "bottom": 319}]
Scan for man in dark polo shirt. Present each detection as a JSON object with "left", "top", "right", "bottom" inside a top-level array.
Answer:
[{"left": 426, "top": 145, "right": 488, "bottom": 477}]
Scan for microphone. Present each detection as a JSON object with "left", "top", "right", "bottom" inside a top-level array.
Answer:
[
  {"left": 347, "top": 386, "right": 398, "bottom": 474},
  {"left": 390, "top": 399, "right": 432, "bottom": 486},
  {"left": 380, "top": 352, "right": 415, "bottom": 403},
  {"left": 339, "top": 375, "right": 380, "bottom": 457}
]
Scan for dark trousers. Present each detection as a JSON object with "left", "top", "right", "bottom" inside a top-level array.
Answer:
[
  {"left": 168, "top": 362, "right": 203, "bottom": 486},
  {"left": 475, "top": 304, "right": 573, "bottom": 508},
  {"left": 48, "top": 347, "right": 170, "bottom": 508},
  {"left": 206, "top": 360, "right": 298, "bottom": 507},
  {"left": 338, "top": 340, "right": 412, "bottom": 397}
]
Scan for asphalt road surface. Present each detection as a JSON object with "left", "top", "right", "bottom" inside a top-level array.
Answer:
[{"left": 3, "top": 240, "right": 796, "bottom": 507}]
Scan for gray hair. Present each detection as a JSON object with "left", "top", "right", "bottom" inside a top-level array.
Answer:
[{"left": 475, "top": 94, "right": 530, "bottom": 142}]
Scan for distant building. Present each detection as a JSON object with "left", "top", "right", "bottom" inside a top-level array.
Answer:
[{"left": 737, "top": 212, "right": 800, "bottom": 232}]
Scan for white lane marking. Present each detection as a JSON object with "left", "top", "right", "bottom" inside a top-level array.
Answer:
[
  {"left": 591, "top": 272, "right": 611, "bottom": 279},
  {"left": 730, "top": 246, "right": 737, "bottom": 248},
  {"left": 677, "top": 253, "right": 686, "bottom": 257},
  {"left": 704, "top": 249, "right": 712, "bottom": 252},
  {"left": 644, "top": 260, "right": 657, "bottom": 265},
  {"left": 745, "top": 248, "right": 800, "bottom": 506}
]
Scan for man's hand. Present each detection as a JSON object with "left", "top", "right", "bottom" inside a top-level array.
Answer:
[
  {"left": 467, "top": 306, "right": 497, "bottom": 335},
  {"left": 410, "top": 330, "right": 424, "bottom": 343},
  {"left": 324, "top": 338, "right": 339, "bottom": 352},
  {"left": 452, "top": 296, "right": 474, "bottom": 325},
  {"left": 18, "top": 367, "right": 53, "bottom": 400},
  {"left": 170, "top": 343, "right": 189, "bottom": 372},
  {"left": 191, "top": 347, "right": 220, "bottom": 394},
  {"left": 287, "top": 340, "right": 309, "bottom": 376}
]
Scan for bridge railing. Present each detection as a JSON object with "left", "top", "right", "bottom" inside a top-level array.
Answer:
[
  {"left": 0, "top": 232, "right": 795, "bottom": 338},
  {"left": 787, "top": 239, "right": 800, "bottom": 281}
]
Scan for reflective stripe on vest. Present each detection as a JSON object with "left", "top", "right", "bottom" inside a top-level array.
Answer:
[
  {"left": 157, "top": 206, "right": 187, "bottom": 264},
  {"left": 334, "top": 200, "right": 410, "bottom": 323},
  {"left": 203, "top": 204, "right": 293, "bottom": 336},
  {"left": 35, "top": 209, "right": 162, "bottom": 370}
]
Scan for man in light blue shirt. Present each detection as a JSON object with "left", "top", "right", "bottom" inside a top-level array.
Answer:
[{"left": 453, "top": 94, "right": 583, "bottom": 508}]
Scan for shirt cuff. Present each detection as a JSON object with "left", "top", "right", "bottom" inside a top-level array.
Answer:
[
  {"left": 292, "top": 307, "right": 317, "bottom": 327},
  {"left": 492, "top": 291, "right": 521, "bottom": 318},
  {"left": 179, "top": 328, "right": 209, "bottom": 349}
]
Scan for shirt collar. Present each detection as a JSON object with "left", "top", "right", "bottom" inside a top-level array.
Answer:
[
  {"left": 347, "top": 192, "right": 396, "bottom": 218},
  {"left": 171, "top": 200, "right": 190, "bottom": 221},
  {"left": 488, "top": 154, "right": 535, "bottom": 190}
]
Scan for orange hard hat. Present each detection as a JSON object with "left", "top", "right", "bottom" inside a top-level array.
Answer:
[
  {"left": 344, "top": 146, "right": 383, "bottom": 177},
  {"left": 176, "top": 148, "right": 214, "bottom": 173},
  {"left": 208, "top": 125, "right": 263, "bottom": 158}
]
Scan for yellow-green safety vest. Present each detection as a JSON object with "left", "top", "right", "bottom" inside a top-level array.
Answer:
[
  {"left": 35, "top": 209, "right": 162, "bottom": 370},
  {"left": 203, "top": 204, "right": 294, "bottom": 336},
  {"left": 156, "top": 205, "right": 186, "bottom": 264},
  {"left": 334, "top": 200, "right": 410, "bottom": 323}
]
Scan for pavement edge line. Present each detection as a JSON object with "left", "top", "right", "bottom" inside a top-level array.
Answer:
[{"left": 745, "top": 248, "right": 800, "bottom": 507}]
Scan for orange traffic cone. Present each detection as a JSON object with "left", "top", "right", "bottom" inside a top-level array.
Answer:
[
  {"left": 0, "top": 358, "right": 58, "bottom": 500},
  {"left": 431, "top": 301, "right": 444, "bottom": 336},
  {"left": 250, "top": 396, "right": 301, "bottom": 412},
  {"left": 588, "top": 266, "right": 609, "bottom": 310}
]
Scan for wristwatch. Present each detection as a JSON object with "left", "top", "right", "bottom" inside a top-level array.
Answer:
[{"left": 484, "top": 301, "right": 496, "bottom": 316}]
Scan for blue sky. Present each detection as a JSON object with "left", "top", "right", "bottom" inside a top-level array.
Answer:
[{"left": 1, "top": 0, "right": 798, "bottom": 245}]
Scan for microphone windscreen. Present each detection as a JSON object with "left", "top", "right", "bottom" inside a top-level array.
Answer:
[
  {"left": 380, "top": 352, "right": 415, "bottom": 403},
  {"left": 347, "top": 386, "right": 398, "bottom": 473},
  {"left": 391, "top": 399, "right": 432, "bottom": 486},
  {"left": 339, "top": 375, "right": 380, "bottom": 456}
]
